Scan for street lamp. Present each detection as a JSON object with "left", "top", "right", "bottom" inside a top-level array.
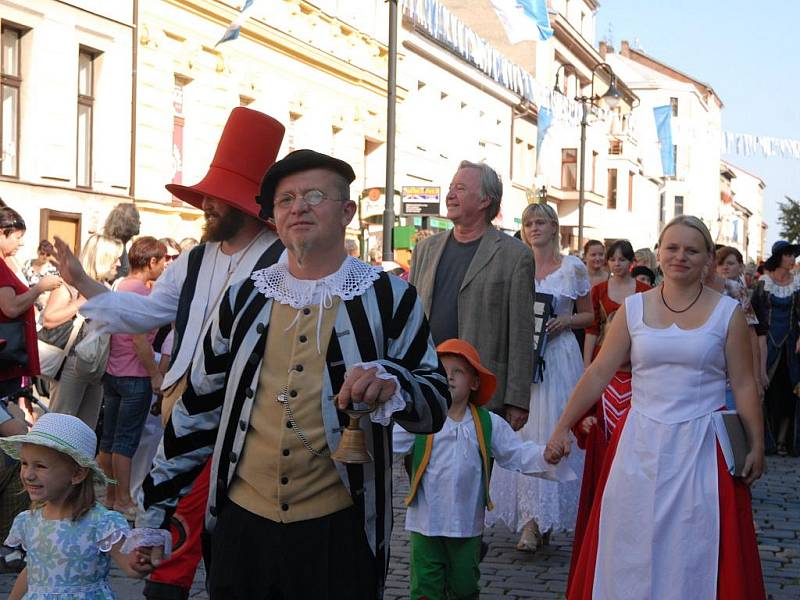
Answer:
[{"left": 554, "top": 62, "right": 622, "bottom": 251}]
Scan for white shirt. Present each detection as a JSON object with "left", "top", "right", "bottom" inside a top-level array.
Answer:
[
  {"left": 80, "top": 230, "right": 279, "bottom": 388},
  {"left": 393, "top": 409, "right": 574, "bottom": 538}
]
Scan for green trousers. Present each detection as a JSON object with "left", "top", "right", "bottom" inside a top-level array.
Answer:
[{"left": 409, "top": 532, "right": 481, "bottom": 600}]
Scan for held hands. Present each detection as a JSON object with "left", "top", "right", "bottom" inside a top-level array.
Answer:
[
  {"left": 544, "top": 428, "right": 572, "bottom": 465},
  {"left": 128, "top": 544, "right": 165, "bottom": 574},
  {"left": 336, "top": 365, "right": 397, "bottom": 410}
]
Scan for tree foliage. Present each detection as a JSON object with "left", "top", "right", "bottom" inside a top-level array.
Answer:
[{"left": 778, "top": 196, "right": 800, "bottom": 242}]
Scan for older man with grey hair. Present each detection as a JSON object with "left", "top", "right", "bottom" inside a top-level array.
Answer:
[{"left": 410, "top": 160, "right": 535, "bottom": 429}]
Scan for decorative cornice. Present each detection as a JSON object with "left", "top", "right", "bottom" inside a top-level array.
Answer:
[{"left": 163, "top": 0, "right": 405, "bottom": 100}]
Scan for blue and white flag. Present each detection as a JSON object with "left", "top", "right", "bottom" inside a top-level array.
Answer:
[
  {"left": 535, "top": 106, "right": 553, "bottom": 176},
  {"left": 653, "top": 105, "right": 675, "bottom": 177},
  {"left": 490, "top": 0, "right": 553, "bottom": 44},
  {"left": 216, "top": 0, "right": 256, "bottom": 46}
]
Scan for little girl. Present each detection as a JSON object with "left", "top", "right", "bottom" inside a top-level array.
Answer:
[{"left": 0, "top": 412, "right": 157, "bottom": 599}]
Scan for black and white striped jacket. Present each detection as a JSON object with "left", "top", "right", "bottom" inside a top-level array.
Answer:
[{"left": 141, "top": 263, "right": 449, "bottom": 595}]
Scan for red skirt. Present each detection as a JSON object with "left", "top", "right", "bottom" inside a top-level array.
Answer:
[
  {"left": 567, "top": 373, "right": 632, "bottom": 593},
  {"left": 567, "top": 411, "right": 765, "bottom": 599}
]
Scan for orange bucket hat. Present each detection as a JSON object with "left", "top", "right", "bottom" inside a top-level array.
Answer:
[{"left": 436, "top": 339, "right": 497, "bottom": 406}]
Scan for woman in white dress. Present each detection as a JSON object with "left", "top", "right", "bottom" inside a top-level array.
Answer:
[
  {"left": 486, "top": 203, "right": 593, "bottom": 551},
  {"left": 546, "top": 215, "right": 765, "bottom": 599}
]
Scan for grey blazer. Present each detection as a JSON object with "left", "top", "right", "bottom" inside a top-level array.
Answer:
[{"left": 409, "top": 226, "right": 535, "bottom": 412}]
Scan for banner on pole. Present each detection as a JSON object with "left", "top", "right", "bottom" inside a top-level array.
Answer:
[{"left": 653, "top": 105, "right": 675, "bottom": 177}]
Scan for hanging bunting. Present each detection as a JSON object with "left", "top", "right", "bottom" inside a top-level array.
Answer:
[{"left": 722, "top": 131, "right": 800, "bottom": 160}]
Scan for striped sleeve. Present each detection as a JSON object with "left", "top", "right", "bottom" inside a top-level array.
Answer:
[
  {"left": 376, "top": 277, "right": 449, "bottom": 434},
  {"left": 192, "top": 282, "right": 240, "bottom": 396},
  {"left": 138, "top": 283, "right": 241, "bottom": 530}
]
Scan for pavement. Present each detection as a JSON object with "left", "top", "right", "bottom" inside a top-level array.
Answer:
[{"left": 1, "top": 455, "right": 798, "bottom": 599}]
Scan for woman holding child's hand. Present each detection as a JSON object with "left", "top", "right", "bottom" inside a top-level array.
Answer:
[{"left": 548, "top": 216, "right": 765, "bottom": 600}]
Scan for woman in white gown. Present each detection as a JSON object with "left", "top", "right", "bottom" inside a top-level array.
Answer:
[
  {"left": 486, "top": 203, "right": 593, "bottom": 551},
  {"left": 546, "top": 216, "right": 765, "bottom": 599}
]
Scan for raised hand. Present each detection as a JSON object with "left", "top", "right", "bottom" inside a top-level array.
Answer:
[{"left": 52, "top": 237, "right": 85, "bottom": 287}]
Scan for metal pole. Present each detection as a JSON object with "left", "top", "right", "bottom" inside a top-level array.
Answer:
[
  {"left": 382, "top": 0, "right": 398, "bottom": 262},
  {"left": 577, "top": 98, "right": 588, "bottom": 252}
]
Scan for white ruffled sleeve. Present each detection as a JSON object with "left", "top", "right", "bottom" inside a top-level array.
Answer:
[
  {"left": 4, "top": 511, "right": 30, "bottom": 550},
  {"left": 562, "top": 255, "right": 591, "bottom": 299},
  {"left": 94, "top": 508, "right": 130, "bottom": 553},
  {"left": 350, "top": 361, "right": 407, "bottom": 426}
]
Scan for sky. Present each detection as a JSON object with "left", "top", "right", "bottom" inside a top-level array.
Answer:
[{"left": 595, "top": 0, "right": 800, "bottom": 249}]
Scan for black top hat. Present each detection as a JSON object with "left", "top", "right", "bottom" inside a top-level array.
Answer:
[{"left": 256, "top": 149, "right": 356, "bottom": 220}]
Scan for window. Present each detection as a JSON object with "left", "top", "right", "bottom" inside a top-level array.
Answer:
[
  {"left": 628, "top": 171, "right": 634, "bottom": 211},
  {"left": 659, "top": 192, "right": 666, "bottom": 227},
  {"left": 670, "top": 97, "right": 679, "bottom": 117},
  {"left": 1, "top": 25, "right": 23, "bottom": 177},
  {"left": 607, "top": 168, "right": 618, "bottom": 209},
  {"left": 591, "top": 151, "right": 598, "bottom": 192},
  {"left": 672, "top": 145, "right": 678, "bottom": 176},
  {"left": 609, "top": 139, "right": 623, "bottom": 155},
  {"left": 171, "top": 75, "right": 189, "bottom": 204},
  {"left": 561, "top": 148, "right": 577, "bottom": 190},
  {"left": 77, "top": 48, "right": 98, "bottom": 188},
  {"left": 674, "top": 195, "right": 684, "bottom": 216}
]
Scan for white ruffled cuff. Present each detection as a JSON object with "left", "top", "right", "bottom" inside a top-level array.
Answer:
[
  {"left": 352, "top": 361, "right": 407, "bottom": 426},
  {"left": 119, "top": 528, "right": 173, "bottom": 558}
]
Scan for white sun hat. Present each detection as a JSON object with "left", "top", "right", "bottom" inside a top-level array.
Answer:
[{"left": 0, "top": 412, "right": 114, "bottom": 485}]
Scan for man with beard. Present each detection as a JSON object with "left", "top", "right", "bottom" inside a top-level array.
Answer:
[{"left": 53, "top": 107, "right": 286, "bottom": 600}]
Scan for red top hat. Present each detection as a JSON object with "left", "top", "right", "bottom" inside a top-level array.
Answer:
[{"left": 165, "top": 107, "right": 285, "bottom": 220}]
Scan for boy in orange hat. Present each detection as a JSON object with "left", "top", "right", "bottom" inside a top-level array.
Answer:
[{"left": 394, "top": 339, "right": 574, "bottom": 599}]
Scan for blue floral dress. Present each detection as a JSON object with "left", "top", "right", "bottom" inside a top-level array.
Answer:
[{"left": 4, "top": 504, "right": 129, "bottom": 599}]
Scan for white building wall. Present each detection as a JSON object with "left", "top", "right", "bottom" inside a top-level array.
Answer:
[
  {"left": 726, "top": 162, "right": 766, "bottom": 262},
  {"left": 0, "top": 0, "right": 134, "bottom": 263}
]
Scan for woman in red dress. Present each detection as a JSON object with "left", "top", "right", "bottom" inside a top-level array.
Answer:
[{"left": 569, "top": 240, "right": 649, "bottom": 590}]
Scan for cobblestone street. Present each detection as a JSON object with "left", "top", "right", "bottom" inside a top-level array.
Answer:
[{"left": 2, "top": 456, "right": 797, "bottom": 599}]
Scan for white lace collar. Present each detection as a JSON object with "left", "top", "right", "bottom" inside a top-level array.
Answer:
[
  {"left": 762, "top": 273, "right": 800, "bottom": 298},
  {"left": 251, "top": 256, "right": 381, "bottom": 308},
  {"left": 251, "top": 256, "right": 382, "bottom": 352}
]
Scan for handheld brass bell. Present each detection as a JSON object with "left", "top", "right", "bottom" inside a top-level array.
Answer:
[{"left": 330, "top": 396, "right": 377, "bottom": 464}]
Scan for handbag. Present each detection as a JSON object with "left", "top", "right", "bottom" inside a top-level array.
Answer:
[
  {"left": 73, "top": 326, "right": 111, "bottom": 379},
  {"left": 38, "top": 315, "right": 84, "bottom": 379},
  {"left": 0, "top": 321, "right": 28, "bottom": 367},
  {"left": 37, "top": 319, "right": 75, "bottom": 349}
]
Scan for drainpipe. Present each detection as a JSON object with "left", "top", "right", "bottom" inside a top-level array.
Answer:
[{"left": 129, "top": 0, "right": 138, "bottom": 199}]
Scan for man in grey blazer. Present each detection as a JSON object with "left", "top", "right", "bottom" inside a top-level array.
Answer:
[{"left": 409, "top": 160, "right": 535, "bottom": 430}]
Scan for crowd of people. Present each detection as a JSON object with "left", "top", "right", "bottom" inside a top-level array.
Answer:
[{"left": 0, "top": 105, "right": 788, "bottom": 599}]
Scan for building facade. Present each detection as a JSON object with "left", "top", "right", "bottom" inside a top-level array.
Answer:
[
  {"left": 0, "top": 0, "right": 135, "bottom": 253},
  {"left": 4, "top": 0, "right": 765, "bottom": 266}
]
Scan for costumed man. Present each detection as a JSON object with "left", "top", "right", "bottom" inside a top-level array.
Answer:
[
  {"left": 52, "top": 107, "right": 286, "bottom": 600},
  {"left": 135, "top": 149, "right": 450, "bottom": 599}
]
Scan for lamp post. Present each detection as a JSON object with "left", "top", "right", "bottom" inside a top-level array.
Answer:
[
  {"left": 554, "top": 62, "right": 622, "bottom": 252},
  {"left": 382, "top": 0, "right": 398, "bottom": 261}
]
